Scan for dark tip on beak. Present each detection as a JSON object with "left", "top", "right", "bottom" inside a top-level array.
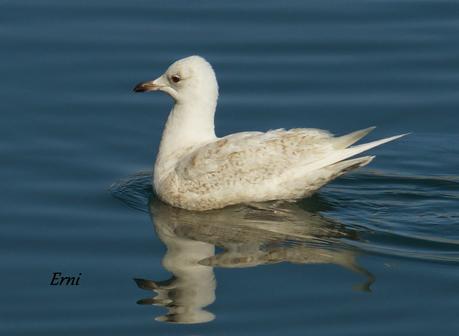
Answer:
[
  {"left": 133, "top": 82, "right": 150, "bottom": 93},
  {"left": 133, "top": 80, "right": 162, "bottom": 93}
]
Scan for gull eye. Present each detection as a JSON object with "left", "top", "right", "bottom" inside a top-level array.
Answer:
[{"left": 171, "top": 75, "right": 181, "bottom": 83}]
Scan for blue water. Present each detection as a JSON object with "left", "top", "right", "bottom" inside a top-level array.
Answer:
[{"left": 1, "top": 0, "right": 459, "bottom": 334}]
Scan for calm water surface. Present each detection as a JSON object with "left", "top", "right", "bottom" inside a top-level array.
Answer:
[{"left": 1, "top": 0, "right": 459, "bottom": 335}]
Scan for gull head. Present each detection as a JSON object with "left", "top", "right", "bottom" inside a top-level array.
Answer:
[{"left": 134, "top": 56, "right": 218, "bottom": 103}]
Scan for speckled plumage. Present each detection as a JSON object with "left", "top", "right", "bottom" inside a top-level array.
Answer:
[{"left": 134, "top": 56, "right": 406, "bottom": 211}]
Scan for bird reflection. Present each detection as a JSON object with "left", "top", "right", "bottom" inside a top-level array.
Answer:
[{"left": 135, "top": 198, "right": 374, "bottom": 324}]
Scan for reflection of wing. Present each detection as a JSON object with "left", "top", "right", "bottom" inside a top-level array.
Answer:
[
  {"left": 150, "top": 198, "right": 373, "bottom": 280},
  {"left": 136, "top": 198, "right": 375, "bottom": 324},
  {"left": 151, "top": 197, "right": 356, "bottom": 247},
  {"left": 154, "top": 198, "right": 375, "bottom": 291},
  {"left": 151, "top": 197, "right": 375, "bottom": 289}
]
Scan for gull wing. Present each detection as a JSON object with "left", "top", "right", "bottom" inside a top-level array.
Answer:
[
  {"left": 176, "top": 128, "right": 336, "bottom": 184},
  {"left": 163, "top": 127, "right": 405, "bottom": 209}
]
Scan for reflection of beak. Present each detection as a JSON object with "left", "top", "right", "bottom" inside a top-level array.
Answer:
[{"left": 133, "top": 80, "right": 163, "bottom": 92}]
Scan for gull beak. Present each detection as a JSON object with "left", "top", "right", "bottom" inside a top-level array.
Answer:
[{"left": 133, "top": 79, "right": 164, "bottom": 93}]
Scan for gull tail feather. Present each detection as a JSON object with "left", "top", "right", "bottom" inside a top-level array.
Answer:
[
  {"left": 327, "top": 155, "right": 375, "bottom": 174},
  {"left": 290, "top": 133, "right": 408, "bottom": 180},
  {"left": 334, "top": 126, "right": 376, "bottom": 148}
]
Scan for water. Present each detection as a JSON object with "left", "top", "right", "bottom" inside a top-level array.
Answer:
[{"left": 1, "top": 0, "right": 459, "bottom": 334}]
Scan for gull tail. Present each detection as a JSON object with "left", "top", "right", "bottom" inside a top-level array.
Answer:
[
  {"left": 291, "top": 133, "right": 408, "bottom": 180},
  {"left": 334, "top": 126, "right": 376, "bottom": 148},
  {"left": 327, "top": 155, "right": 375, "bottom": 174}
]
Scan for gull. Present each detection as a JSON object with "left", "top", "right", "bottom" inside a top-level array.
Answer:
[{"left": 134, "top": 56, "right": 406, "bottom": 211}]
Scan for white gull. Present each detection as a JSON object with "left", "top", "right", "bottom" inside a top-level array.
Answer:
[{"left": 134, "top": 55, "right": 406, "bottom": 211}]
